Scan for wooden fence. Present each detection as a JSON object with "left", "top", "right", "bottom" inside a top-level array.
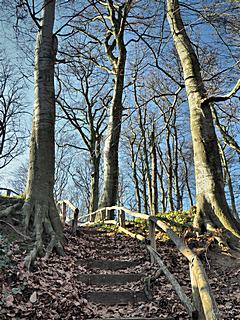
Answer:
[{"left": 58, "top": 202, "right": 220, "bottom": 320}]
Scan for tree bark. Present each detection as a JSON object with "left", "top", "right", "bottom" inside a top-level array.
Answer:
[
  {"left": 218, "top": 143, "right": 239, "bottom": 221},
  {"left": 89, "top": 138, "right": 101, "bottom": 221},
  {"left": 100, "top": 1, "right": 131, "bottom": 218},
  {"left": 129, "top": 135, "right": 142, "bottom": 212},
  {"left": 23, "top": 0, "right": 64, "bottom": 268},
  {"left": 166, "top": 0, "right": 240, "bottom": 239},
  {"left": 151, "top": 126, "right": 158, "bottom": 215}
]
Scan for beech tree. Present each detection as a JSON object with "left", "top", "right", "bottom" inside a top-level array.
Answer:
[
  {"left": 22, "top": 0, "right": 64, "bottom": 267},
  {"left": 166, "top": 0, "right": 240, "bottom": 242},
  {"left": 98, "top": 0, "right": 133, "bottom": 216}
]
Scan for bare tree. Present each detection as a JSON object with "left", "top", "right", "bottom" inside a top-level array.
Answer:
[
  {"left": 57, "top": 60, "right": 108, "bottom": 218},
  {"left": 0, "top": 58, "right": 25, "bottom": 170},
  {"left": 22, "top": 0, "right": 64, "bottom": 267},
  {"left": 166, "top": 0, "right": 240, "bottom": 241}
]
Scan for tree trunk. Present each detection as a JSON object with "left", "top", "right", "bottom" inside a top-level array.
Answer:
[
  {"left": 166, "top": 128, "right": 174, "bottom": 211},
  {"left": 99, "top": 2, "right": 129, "bottom": 218},
  {"left": 140, "top": 151, "right": 149, "bottom": 215},
  {"left": 23, "top": 0, "right": 64, "bottom": 268},
  {"left": 151, "top": 126, "right": 158, "bottom": 215},
  {"left": 99, "top": 57, "right": 126, "bottom": 217},
  {"left": 89, "top": 139, "right": 101, "bottom": 221},
  {"left": 172, "top": 110, "right": 181, "bottom": 210},
  {"left": 218, "top": 143, "right": 239, "bottom": 221},
  {"left": 129, "top": 136, "right": 142, "bottom": 212},
  {"left": 167, "top": 0, "right": 240, "bottom": 239},
  {"left": 157, "top": 165, "right": 167, "bottom": 213},
  {"left": 180, "top": 146, "right": 194, "bottom": 208}
]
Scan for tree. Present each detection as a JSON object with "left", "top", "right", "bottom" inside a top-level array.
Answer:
[
  {"left": 99, "top": 0, "right": 133, "bottom": 217},
  {"left": 166, "top": 0, "right": 240, "bottom": 242},
  {"left": 57, "top": 60, "right": 108, "bottom": 218},
  {"left": 22, "top": 0, "right": 64, "bottom": 267},
  {"left": 0, "top": 58, "right": 25, "bottom": 170}
]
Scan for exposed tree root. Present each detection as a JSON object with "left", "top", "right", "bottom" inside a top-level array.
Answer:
[
  {"left": 23, "top": 199, "right": 65, "bottom": 270},
  {"left": 0, "top": 202, "right": 24, "bottom": 219},
  {"left": 193, "top": 207, "right": 240, "bottom": 253}
]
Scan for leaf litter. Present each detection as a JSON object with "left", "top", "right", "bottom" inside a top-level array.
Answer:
[{"left": 0, "top": 226, "right": 239, "bottom": 319}]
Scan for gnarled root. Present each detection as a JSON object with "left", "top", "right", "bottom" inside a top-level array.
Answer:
[
  {"left": 194, "top": 208, "right": 240, "bottom": 252},
  {"left": 0, "top": 201, "right": 24, "bottom": 219},
  {"left": 23, "top": 199, "right": 65, "bottom": 270}
]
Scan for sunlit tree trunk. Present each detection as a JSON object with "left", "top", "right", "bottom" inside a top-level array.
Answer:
[
  {"left": 100, "top": 1, "right": 132, "bottom": 218},
  {"left": 167, "top": 0, "right": 240, "bottom": 239},
  {"left": 23, "top": 0, "right": 64, "bottom": 268},
  {"left": 129, "top": 135, "right": 142, "bottom": 212}
]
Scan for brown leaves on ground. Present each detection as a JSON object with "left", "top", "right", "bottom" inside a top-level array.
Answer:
[{"left": 0, "top": 226, "right": 240, "bottom": 319}]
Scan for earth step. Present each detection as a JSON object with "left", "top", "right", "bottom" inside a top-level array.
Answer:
[
  {"left": 78, "top": 259, "right": 140, "bottom": 270},
  {"left": 80, "top": 228, "right": 108, "bottom": 234},
  {"left": 91, "top": 246, "right": 125, "bottom": 252},
  {"left": 86, "top": 291, "right": 148, "bottom": 305},
  {"left": 90, "top": 318, "right": 174, "bottom": 320},
  {"left": 99, "top": 251, "right": 125, "bottom": 257},
  {"left": 87, "top": 237, "right": 117, "bottom": 242},
  {"left": 78, "top": 273, "right": 144, "bottom": 285}
]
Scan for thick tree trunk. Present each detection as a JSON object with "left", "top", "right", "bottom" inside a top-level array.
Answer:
[
  {"left": 167, "top": 0, "right": 240, "bottom": 239},
  {"left": 23, "top": 0, "right": 64, "bottom": 268}
]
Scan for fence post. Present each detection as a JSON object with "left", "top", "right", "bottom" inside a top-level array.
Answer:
[
  {"left": 7, "top": 190, "right": 11, "bottom": 196},
  {"left": 190, "top": 263, "right": 205, "bottom": 319},
  {"left": 72, "top": 207, "right": 79, "bottom": 235},
  {"left": 62, "top": 201, "right": 67, "bottom": 226},
  {"left": 149, "top": 217, "right": 156, "bottom": 263},
  {"left": 100, "top": 209, "right": 103, "bottom": 222},
  {"left": 119, "top": 209, "right": 125, "bottom": 227}
]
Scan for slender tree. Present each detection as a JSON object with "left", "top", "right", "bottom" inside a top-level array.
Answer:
[{"left": 99, "top": 0, "right": 133, "bottom": 217}]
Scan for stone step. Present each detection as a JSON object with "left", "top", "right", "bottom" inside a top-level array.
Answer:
[
  {"left": 78, "top": 259, "right": 140, "bottom": 270},
  {"left": 78, "top": 273, "right": 144, "bottom": 285},
  {"left": 86, "top": 291, "right": 148, "bottom": 305}
]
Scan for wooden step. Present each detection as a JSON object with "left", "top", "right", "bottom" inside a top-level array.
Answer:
[
  {"left": 86, "top": 291, "right": 148, "bottom": 305},
  {"left": 78, "top": 273, "right": 144, "bottom": 285},
  {"left": 78, "top": 259, "right": 140, "bottom": 270}
]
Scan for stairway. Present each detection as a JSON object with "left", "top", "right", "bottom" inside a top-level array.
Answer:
[{"left": 78, "top": 226, "right": 177, "bottom": 320}]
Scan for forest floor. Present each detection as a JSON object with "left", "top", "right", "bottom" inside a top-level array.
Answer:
[{"left": 0, "top": 221, "right": 240, "bottom": 319}]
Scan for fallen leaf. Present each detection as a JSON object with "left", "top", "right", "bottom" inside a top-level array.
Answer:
[{"left": 29, "top": 291, "right": 37, "bottom": 303}]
